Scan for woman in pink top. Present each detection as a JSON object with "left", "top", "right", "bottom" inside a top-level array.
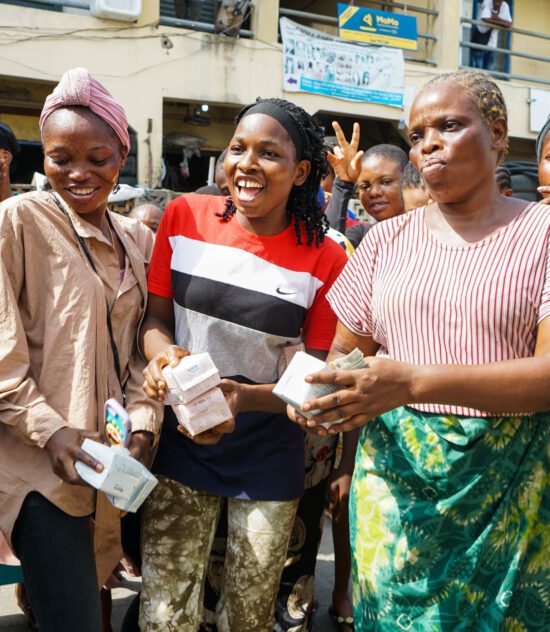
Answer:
[{"left": 289, "top": 71, "right": 550, "bottom": 631}]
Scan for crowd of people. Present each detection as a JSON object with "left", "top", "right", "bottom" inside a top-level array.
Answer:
[{"left": 0, "top": 64, "right": 549, "bottom": 632}]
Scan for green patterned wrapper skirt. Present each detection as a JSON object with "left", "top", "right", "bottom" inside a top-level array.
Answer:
[{"left": 350, "top": 407, "right": 550, "bottom": 631}]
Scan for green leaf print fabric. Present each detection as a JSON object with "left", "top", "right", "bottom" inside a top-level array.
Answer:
[{"left": 350, "top": 406, "right": 550, "bottom": 631}]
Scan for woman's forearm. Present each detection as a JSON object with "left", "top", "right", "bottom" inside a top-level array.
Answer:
[
  {"left": 240, "top": 383, "right": 287, "bottom": 414},
  {"left": 411, "top": 357, "right": 550, "bottom": 413},
  {"left": 140, "top": 316, "right": 176, "bottom": 361}
]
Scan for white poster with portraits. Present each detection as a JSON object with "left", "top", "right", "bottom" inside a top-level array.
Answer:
[{"left": 281, "top": 17, "right": 405, "bottom": 108}]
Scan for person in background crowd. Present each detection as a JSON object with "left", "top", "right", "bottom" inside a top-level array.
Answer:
[
  {"left": 323, "top": 123, "right": 370, "bottom": 248},
  {"left": 401, "top": 161, "right": 432, "bottom": 211},
  {"left": 0, "top": 67, "right": 162, "bottom": 632},
  {"left": 495, "top": 164, "right": 513, "bottom": 196},
  {"left": 470, "top": 0, "right": 512, "bottom": 70},
  {"left": 290, "top": 70, "right": 550, "bottom": 632},
  {"left": 536, "top": 113, "right": 550, "bottom": 204},
  {"left": 214, "top": 148, "right": 229, "bottom": 195},
  {"left": 357, "top": 143, "right": 408, "bottom": 221},
  {"left": 0, "top": 536, "right": 27, "bottom": 623},
  {"left": 139, "top": 97, "right": 347, "bottom": 632},
  {"left": 195, "top": 149, "right": 230, "bottom": 196},
  {"left": 324, "top": 124, "right": 408, "bottom": 247},
  {"left": 130, "top": 203, "right": 163, "bottom": 233},
  {"left": 274, "top": 228, "right": 354, "bottom": 632},
  {"left": 0, "top": 121, "right": 20, "bottom": 202},
  {"left": 0, "top": 120, "right": 34, "bottom": 629},
  {"left": 323, "top": 118, "right": 408, "bottom": 631},
  {"left": 321, "top": 136, "right": 338, "bottom": 199}
]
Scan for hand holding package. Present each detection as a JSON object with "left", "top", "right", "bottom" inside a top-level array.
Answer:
[{"left": 75, "top": 439, "right": 157, "bottom": 512}]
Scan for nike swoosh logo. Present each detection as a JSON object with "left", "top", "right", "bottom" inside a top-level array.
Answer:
[{"left": 276, "top": 286, "right": 296, "bottom": 296}]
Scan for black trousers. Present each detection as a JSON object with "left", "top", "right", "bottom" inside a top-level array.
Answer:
[{"left": 12, "top": 492, "right": 101, "bottom": 632}]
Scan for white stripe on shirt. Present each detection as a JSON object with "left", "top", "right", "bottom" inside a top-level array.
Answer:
[{"left": 169, "top": 235, "right": 323, "bottom": 309}]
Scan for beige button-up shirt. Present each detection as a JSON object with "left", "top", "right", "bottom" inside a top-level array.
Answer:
[{"left": 0, "top": 191, "right": 162, "bottom": 580}]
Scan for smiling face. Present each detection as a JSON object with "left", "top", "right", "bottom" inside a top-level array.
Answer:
[
  {"left": 42, "top": 107, "right": 126, "bottom": 221},
  {"left": 357, "top": 155, "right": 405, "bottom": 221},
  {"left": 538, "top": 132, "right": 550, "bottom": 186},
  {"left": 224, "top": 113, "right": 310, "bottom": 233},
  {"left": 408, "top": 82, "right": 506, "bottom": 204}
]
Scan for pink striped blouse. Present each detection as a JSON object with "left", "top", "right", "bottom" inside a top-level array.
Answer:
[{"left": 327, "top": 203, "right": 550, "bottom": 417}]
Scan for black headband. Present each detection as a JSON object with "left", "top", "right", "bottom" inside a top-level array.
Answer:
[{"left": 240, "top": 102, "right": 304, "bottom": 159}]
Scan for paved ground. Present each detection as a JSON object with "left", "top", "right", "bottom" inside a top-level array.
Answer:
[{"left": 0, "top": 516, "right": 341, "bottom": 631}]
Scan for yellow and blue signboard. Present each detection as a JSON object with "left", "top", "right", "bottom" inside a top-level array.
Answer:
[{"left": 338, "top": 4, "right": 418, "bottom": 51}]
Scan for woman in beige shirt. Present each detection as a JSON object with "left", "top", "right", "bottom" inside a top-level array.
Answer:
[{"left": 0, "top": 68, "right": 161, "bottom": 632}]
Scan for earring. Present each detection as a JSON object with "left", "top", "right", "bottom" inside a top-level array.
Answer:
[{"left": 112, "top": 178, "right": 120, "bottom": 194}]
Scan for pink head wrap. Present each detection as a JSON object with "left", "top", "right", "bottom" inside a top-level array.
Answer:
[{"left": 39, "top": 67, "right": 130, "bottom": 152}]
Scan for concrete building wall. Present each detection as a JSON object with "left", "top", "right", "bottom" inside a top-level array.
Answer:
[
  {"left": 0, "top": 0, "right": 547, "bottom": 185},
  {"left": 509, "top": 0, "right": 550, "bottom": 80}
]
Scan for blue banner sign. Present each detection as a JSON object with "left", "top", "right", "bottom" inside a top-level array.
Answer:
[{"left": 338, "top": 4, "right": 418, "bottom": 51}]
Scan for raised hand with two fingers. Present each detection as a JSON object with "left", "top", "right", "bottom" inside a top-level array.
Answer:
[{"left": 327, "top": 121, "right": 364, "bottom": 184}]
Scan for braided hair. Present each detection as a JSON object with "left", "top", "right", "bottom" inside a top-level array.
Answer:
[
  {"left": 423, "top": 70, "right": 509, "bottom": 160},
  {"left": 219, "top": 98, "right": 329, "bottom": 247}
]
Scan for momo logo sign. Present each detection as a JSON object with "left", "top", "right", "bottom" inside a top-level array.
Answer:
[{"left": 338, "top": 4, "right": 418, "bottom": 51}]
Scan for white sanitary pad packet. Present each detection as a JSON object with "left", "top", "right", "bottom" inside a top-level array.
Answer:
[
  {"left": 75, "top": 439, "right": 158, "bottom": 513},
  {"left": 162, "top": 353, "right": 221, "bottom": 405}
]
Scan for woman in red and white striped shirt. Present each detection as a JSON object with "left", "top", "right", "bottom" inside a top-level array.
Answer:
[{"left": 290, "top": 71, "right": 550, "bottom": 631}]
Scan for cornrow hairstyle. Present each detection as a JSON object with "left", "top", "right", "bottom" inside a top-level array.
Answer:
[
  {"left": 218, "top": 97, "right": 329, "bottom": 247},
  {"left": 423, "top": 70, "right": 509, "bottom": 160},
  {"left": 362, "top": 143, "right": 408, "bottom": 170},
  {"left": 401, "top": 161, "right": 426, "bottom": 190}
]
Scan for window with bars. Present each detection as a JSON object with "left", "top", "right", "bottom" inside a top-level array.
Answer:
[{"left": 160, "top": 0, "right": 217, "bottom": 23}]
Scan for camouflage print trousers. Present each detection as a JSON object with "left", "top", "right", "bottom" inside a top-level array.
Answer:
[
  {"left": 203, "top": 434, "right": 338, "bottom": 632},
  {"left": 139, "top": 475, "right": 299, "bottom": 632}
]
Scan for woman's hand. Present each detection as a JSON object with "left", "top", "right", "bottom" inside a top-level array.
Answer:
[
  {"left": 219, "top": 379, "right": 245, "bottom": 419},
  {"left": 45, "top": 427, "right": 104, "bottom": 485},
  {"left": 292, "top": 357, "right": 415, "bottom": 435},
  {"left": 537, "top": 186, "right": 550, "bottom": 205},
  {"left": 142, "top": 345, "right": 190, "bottom": 401},
  {"left": 175, "top": 418, "right": 234, "bottom": 445},
  {"left": 174, "top": 379, "right": 242, "bottom": 446},
  {"left": 327, "top": 121, "right": 364, "bottom": 184}
]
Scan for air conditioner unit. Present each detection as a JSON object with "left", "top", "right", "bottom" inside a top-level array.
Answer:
[{"left": 90, "top": 0, "right": 142, "bottom": 22}]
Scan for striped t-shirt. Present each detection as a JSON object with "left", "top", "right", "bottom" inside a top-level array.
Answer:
[
  {"left": 327, "top": 203, "right": 550, "bottom": 417},
  {"left": 148, "top": 193, "right": 347, "bottom": 499}
]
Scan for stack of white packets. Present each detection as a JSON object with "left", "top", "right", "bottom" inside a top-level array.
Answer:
[{"left": 162, "top": 353, "right": 233, "bottom": 436}]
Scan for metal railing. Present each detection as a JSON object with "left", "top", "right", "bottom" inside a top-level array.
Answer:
[
  {"left": 460, "top": 17, "right": 550, "bottom": 86},
  {"left": 358, "top": 0, "right": 438, "bottom": 18},
  {"left": 159, "top": 15, "right": 252, "bottom": 37},
  {"left": 159, "top": 0, "right": 253, "bottom": 38},
  {"left": 279, "top": 5, "right": 438, "bottom": 66}
]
